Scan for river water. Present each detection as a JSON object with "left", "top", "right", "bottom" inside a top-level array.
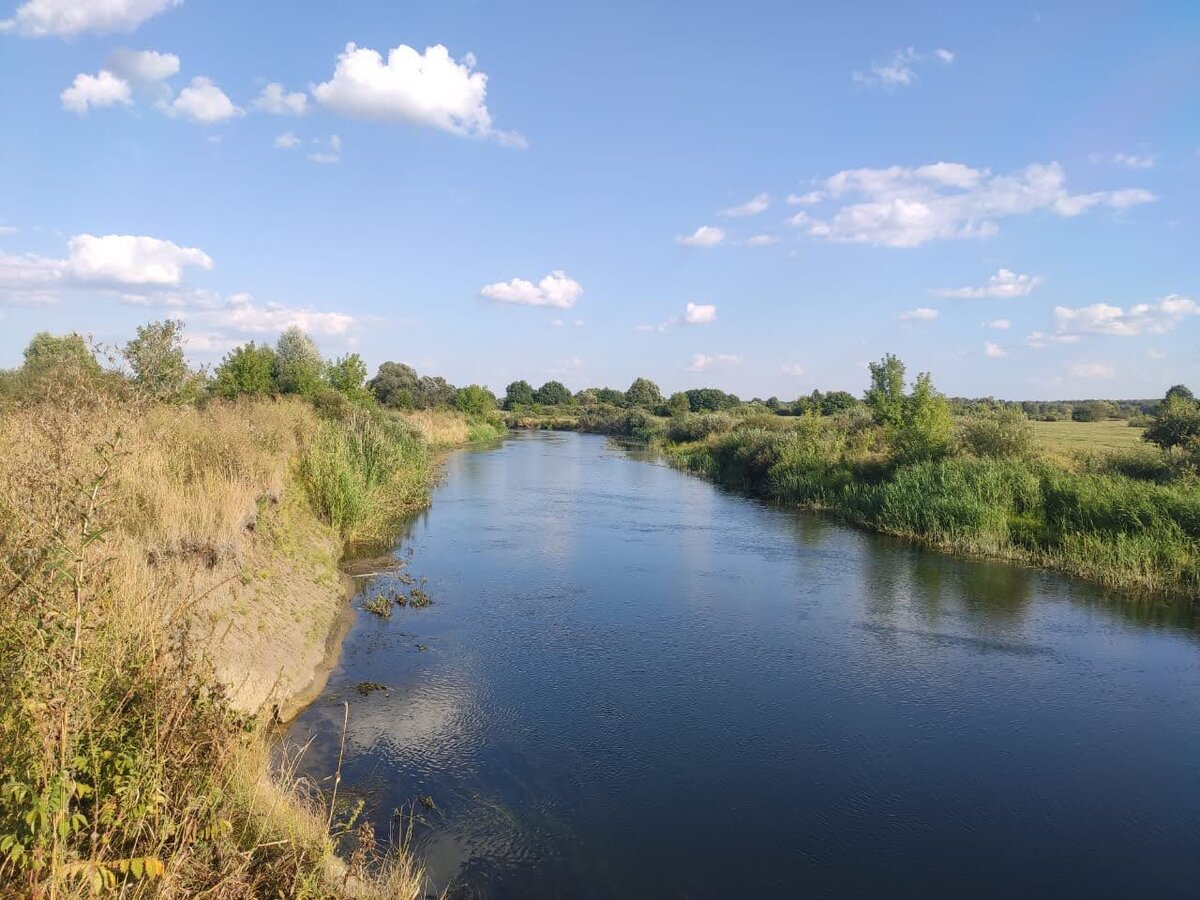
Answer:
[{"left": 287, "top": 430, "right": 1200, "bottom": 898}]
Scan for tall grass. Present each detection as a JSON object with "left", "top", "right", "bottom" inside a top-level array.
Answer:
[{"left": 0, "top": 377, "right": 429, "bottom": 897}]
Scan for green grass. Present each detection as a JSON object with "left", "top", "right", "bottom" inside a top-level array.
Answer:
[{"left": 1031, "top": 419, "right": 1145, "bottom": 454}]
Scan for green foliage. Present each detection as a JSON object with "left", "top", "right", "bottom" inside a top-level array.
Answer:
[
  {"left": 960, "top": 407, "right": 1035, "bottom": 459},
  {"left": 123, "top": 319, "right": 195, "bottom": 402},
  {"left": 369, "top": 361, "right": 419, "bottom": 409},
  {"left": 625, "top": 377, "right": 663, "bottom": 408},
  {"left": 212, "top": 342, "right": 277, "bottom": 399},
  {"left": 326, "top": 353, "right": 369, "bottom": 401},
  {"left": 534, "top": 380, "right": 573, "bottom": 406},
  {"left": 864, "top": 354, "right": 906, "bottom": 426},
  {"left": 455, "top": 384, "right": 497, "bottom": 418},
  {"left": 1072, "top": 400, "right": 1117, "bottom": 422},
  {"left": 684, "top": 387, "right": 741, "bottom": 412},
  {"left": 274, "top": 327, "right": 325, "bottom": 397},
  {"left": 666, "top": 391, "right": 690, "bottom": 416},
  {"left": 21, "top": 331, "right": 101, "bottom": 378},
  {"left": 1144, "top": 392, "right": 1200, "bottom": 451},
  {"left": 1164, "top": 384, "right": 1194, "bottom": 403},
  {"left": 889, "top": 371, "right": 953, "bottom": 464},
  {"left": 503, "top": 379, "right": 535, "bottom": 410}
]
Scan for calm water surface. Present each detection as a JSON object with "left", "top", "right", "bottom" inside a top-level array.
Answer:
[{"left": 288, "top": 431, "right": 1200, "bottom": 898}]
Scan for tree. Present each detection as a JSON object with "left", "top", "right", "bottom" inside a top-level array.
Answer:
[
  {"left": 960, "top": 407, "right": 1034, "bottom": 458},
  {"left": 22, "top": 331, "right": 101, "bottom": 377},
  {"left": 625, "top": 377, "right": 663, "bottom": 408},
  {"left": 684, "top": 387, "right": 740, "bottom": 412},
  {"left": 213, "top": 342, "right": 276, "bottom": 398},
  {"left": 819, "top": 391, "right": 858, "bottom": 416},
  {"left": 503, "top": 380, "right": 535, "bottom": 410},
  {"left": 123, "top": 319, "right": 192, "bottom": 401},
  {"left": 865, "top": 354, "right": 906, "bottom": 426},
  {"left": 327, "top": 353, "right": 369, "bottom": 400},
  {"left": 415, "top": 375, "right": 457, "bottom": 409},
  {"left": 1144, "top": 391, "right": 1200, "bottom": 450},
  {"left": 455, "top": 384, "right": 497, "bottom": 417},
  {"left": 1071, "top": 400, "right": 1116, "bottom": 422},
  {"left": 1164, "top": 384, "right": 1194, "bottom": 404},
  {"left": 666, "top": 391, "right": 690, "bottom": 416},
  {"left": 534, "top": 380, "right": 573, "bottom": 406},
  {"left": 593, "top": 387, "right": 627, "bottom": 406},
  {"left": 370, "top": 362, "right": 420, "bottom": 409},
  {"left": 274, "top": 327, "right": 325, "bottom": 396},
  {"left": 892, "top": 371, "right": 954, "bottom": 463}
]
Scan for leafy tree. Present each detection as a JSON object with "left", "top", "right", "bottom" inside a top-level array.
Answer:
[
  {"left": 327, "top": 353, "right": 369, "bottom": 400},
  {"left": 274, "top": 327, "right": 325, "bottom": 396},
  {"left": 503, "top": 380, "right": 535, "bottom": 410},
  {"left": 534, "top": 380, "right": 573, "bottom": 406},
  {"left": 684, "top": 387, "right": 740, "bottom": 412},
  {"left": 625, "top": 377, "right": 663, "bottom": 408},
  {"left": 960, "top": 407, "right": 1034, "bottom": 458},
  {"left": 1071, "top": 400, "right": 1116, "bottom": 422},
  {"left": 593, "top": 387, "right": 627, "bottom": 406},
  {"left": 820, "top": 391, "right": 858, "bottom": 416},
  {"left": 213, "top": 342, "right": 276, "bottom": 398},
  {"left": 865, "top": 354, "right": 906, "bottom": 426},
  {"left": 666, "top": 391, "right": 690, "bottom": 416},
  {"left": 892, "top": 371, "right": 954, "bottom": 463},
  {"left": 370, "top": 361, "right": 420, "bottom": 409},
  {"left": 1164, "top": 384, "right": 1194, "bottom": 404},
  {"left": 415, "top": 375, "right": 457, "bottom": 409},
  {"left": 123, "top": 319, "right": 192, "bottom": 401},
  {"left": 455, "top": 384, "right": 497, "bottom": 417},
  {"left": 1144, "top": 391, "right": 1200, "bottom": 450},
  {"left": 22, "top": 331, "right": 101, "bottom": 377}
]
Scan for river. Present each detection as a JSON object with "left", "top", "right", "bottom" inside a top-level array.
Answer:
[{"left": 286, "top": 430, "right": 1200, "bottom": 898}]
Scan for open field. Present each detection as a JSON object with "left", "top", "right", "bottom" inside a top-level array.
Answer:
[{"left": 1031, "top": 419, "right": 1145, "bottom": 454}]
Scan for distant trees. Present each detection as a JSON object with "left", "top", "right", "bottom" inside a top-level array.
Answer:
[
  {"left": 503, "top": 380, "right": 535, "bottom": 410},
  {"left": 625, "top": 377, "right": 662, "bottom": 409},
  {"left": 1144, "top": 386, "right": 1200, "bottom": 451},
  {"left": 534, "top": 380, "right": 573, "bottom": 406},
  {"left": 213, "top": 342, "right": 276, "bottom": 399},
  {"left": 455, "top": 384, "right": 497, "bottom": 417},
  {"left": 684, "top": 387, "right": 740, "bottom": 412},
  {"left": 1071, "top": 400, "right": 1116, "bottom": 422},
  {"left": 274, "top": 327, "right": 325, "bottom": 396},
  {"left": 123, "top": 319, "right": 193, "bottom": 401}
]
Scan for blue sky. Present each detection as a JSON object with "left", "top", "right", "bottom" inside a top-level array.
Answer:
[{"left": 1, "top": 0, "right": 1197, "bottom": 399}]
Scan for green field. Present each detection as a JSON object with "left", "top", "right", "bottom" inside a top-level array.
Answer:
[{"left": 1031, "top": 419, "right": 1146, "bottom": 454}]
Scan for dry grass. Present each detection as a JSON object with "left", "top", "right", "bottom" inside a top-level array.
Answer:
[
  {"left": 390, "top": 409, "right": 471, "bottom": 447},
  {"left": 0, "top": 377, "right": 427, "bottom": 897}
]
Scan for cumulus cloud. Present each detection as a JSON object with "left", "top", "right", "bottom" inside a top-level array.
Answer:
[
  {"left": 307, "top": 134, "right": 341, "bottom": 164},
  {"left": 61, "top": 70, "right": 132, "bottom": 113},
  {"left": 787, "top": 191, "right": 824, "bottom": 205},
  {"left": 639, "top": 301, "right": 717, "bottom": 332},
  {"left": 676, "top": 225, "right": 725, "bottom": 247},
  {"left": 274, "top": 131, "right": 300, "bottom": 150},
  {"left": 169, "top": 77, "right": 243, "bottom": 123},
  {"left": 720, "top": 193, "right": 769, "bottom": 217},
  {"left": 852, "top": 47, "right": 955, "bottom": 89},
  {"left": 200, "top": 292, "right": 356, "bottom": 336},
  {"left": 936, "top": 268, "right": 1043, "bottom": 299},
  {"left": 1052, "top": 295, "right": 1198, "bottom": 338},
  {"left": 1025, "top": 330, "right": 1079, "bottom": 349},
  {"left": 686, "top": 353, "right": 740, "bottom": 373},
  {"left": 312, "top": 42, "right": 524, "bottom": 146},
  {"left": 899, "top": 307, "right": 939, "bottom": 321},
  {"left": 984, "top": 341, "right": 1007, "bottom": 358},
  {"left": 107, "top": 47, "right": 179, "bottom": 84},
  {"left": 986, "top": 318, "right": 1011, "bottom": 330},
  {"left": 1, "top": 0, "right": 181, "bottom": 38},
  {"left": 481, "top": 270, "right": 582, "bottom": 309},
  {"left": 793, "top": 161, "right": 1154, "bottom": 247},
  {"left": 254, "top": 82, "right": 307, "bottom": 116},
  {"left": 1069, "top": 361, "right": 1115, "bottom": 379}
]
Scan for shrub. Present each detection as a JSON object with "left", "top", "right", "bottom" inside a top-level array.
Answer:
[
  {"left": 455, "top": 384, "right": 497, "bottom": 418},
  {"left": 213, "top": 342, "right": 277, "bottom": 399},
  {"left": 534, "top": 380, "right": 573, "bottom": 406},
  {"left": 960, "top": 407, "right": 1034, "bottom": 459},
  {"left": 123, "top": 319, "right": 195, "bottom": 402},
  {"left": 625, "top": 377, "right": 663, "bottom": 409}
]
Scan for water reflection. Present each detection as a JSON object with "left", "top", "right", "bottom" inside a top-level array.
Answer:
[{"left": 287, "top": 431, "right": 1200, "bottom": 900}]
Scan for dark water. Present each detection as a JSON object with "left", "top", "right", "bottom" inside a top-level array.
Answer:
[{"left": 287, "top": 431, "right": 1200, "bottom": 899}]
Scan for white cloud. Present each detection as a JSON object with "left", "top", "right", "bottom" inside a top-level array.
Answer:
[
  {"left": 781, "top": 362, "right": 805, "bottom": 377},
  {"left": 107, "top": 48, "right": 179, "bottom": 84},
  {"left": 787, "top": 191, "right": 824, "bottom": 205},
  {"left": 1069, "top": 361, "right": 1115, "bottom": 379},
  {"left": 899, "top": 307, "right": 939, "bottom": 321},
  {"left": 1, "top": 0, "right": 181, "bottom": 38},
  {"left": 1052, "top": 295, "right": 1199, "bottom": 338},
  {"left": 254, "top": 82, "right": 308, "bottom": 116},
  {"left": 307, "top": 134, "right": 341, "bottom": 164},
  {"left": 686, "top": 353, "right": 740, "bottom": 373},
  {"left": 743, "top": 234, "right": 777, "bottom": 246},
  {"left": 984, "top": 341, "right": 1007, "bottom": 358},
  {"left": 986, "top": 318, "right": 1011, "bottom": 330},
  {"left": 1025, "top": 330, "right": 1080, "bottom": 349},
  {"left": 274, "top": 131, "right": 300, "bottom": 150},
  {"left": 61, "top": 70, "right": 132, "bottom": 114},
  {"left": 169, "top": 77, "right": 243, "bottom": 124},
  {"left": 312, "top": 42, "right": 524, "bottom": 146},
  {"left": 481, "top": 270, "right": 582, "bottom": 309},
  {"left": 676, "top": 225, "right": 725, "bottom": 247},
  {"left": 936, "top": 268, "right": 1043, "bottom": 298},
  {"left": 720, "top": 193, "right": 769, "bottom": 217},
  {"left": 785, "top": 210, "right": 810, "bottom": 228},
  {"left": 796, "top": 161, "right": 1154, "bottom": 247},
  {"left": 684, "top": 301, "right": 717, "bottom": 324},
  {"left": 852, "top": 47, "right": 955, "bottom": 89},
  {"left": 203, "top": 292, "right": 355, "bottom": 336},
  {"left": 1090, "top": 150, "right": 1156, "bottom": 169}
]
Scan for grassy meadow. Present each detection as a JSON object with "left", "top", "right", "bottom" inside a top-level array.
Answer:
[{"left": 1032, "top": 419, "right": 1146, "bottom": 455}]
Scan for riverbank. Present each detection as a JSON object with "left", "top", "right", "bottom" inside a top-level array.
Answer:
[
  {"left": 0, "top": 385, "right": 469, "bottom": 896},
  {"left": 507, "top": 408, "right": 1199, "bottom": 600}
]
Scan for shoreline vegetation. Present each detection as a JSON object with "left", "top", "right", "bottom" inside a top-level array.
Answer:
[
  {"left": 0, "top": 322, "right": 503, "bottom": 897},
  {"left": 500, "top": 363, "right": 1200, "bottom": 600}
]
